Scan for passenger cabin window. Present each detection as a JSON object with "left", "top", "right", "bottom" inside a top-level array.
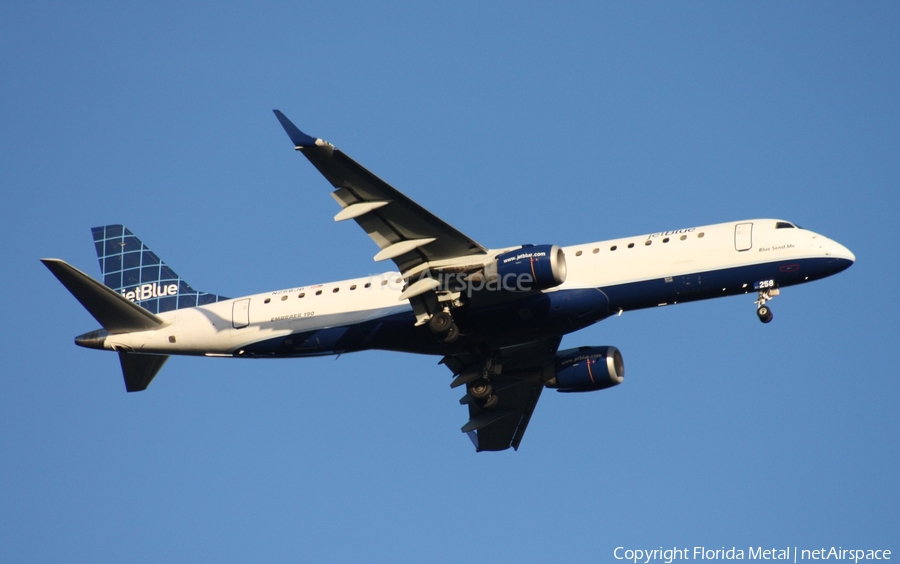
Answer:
[{"left": 575, "top": 250, "right": 583, "bottom": 256}]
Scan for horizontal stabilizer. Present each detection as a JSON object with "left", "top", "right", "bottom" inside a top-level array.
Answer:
[
  {"left": 41, "top": 259, "right": 165, "bottom": 333},
  {"left": 119, "top": 351, "right": 168, "bottom": 392}
]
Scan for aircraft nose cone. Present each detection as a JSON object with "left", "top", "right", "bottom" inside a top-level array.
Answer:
[
  {"left": 830, "top": 240, "right": 856, "bottom": 263},
  {"left": 821, "top": 238, "right": 855, "bottom": 275}
]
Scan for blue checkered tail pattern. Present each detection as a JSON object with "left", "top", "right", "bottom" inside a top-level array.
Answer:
[{"left": 91, "top": 225, "right": 228, "bottom": 314}]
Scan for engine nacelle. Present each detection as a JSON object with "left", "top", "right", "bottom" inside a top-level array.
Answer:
[
  {"left": 546, "top": 346, "right": 624, "bottom": 393},
  {"left": 492, "top": 244, "right": 567, "bottom": 291}
]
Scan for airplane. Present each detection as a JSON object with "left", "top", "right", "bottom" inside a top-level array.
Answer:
[{"left": 41, "top": 110, "right": 856, "bottom": 452}]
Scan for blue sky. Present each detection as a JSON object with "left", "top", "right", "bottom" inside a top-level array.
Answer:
[{"left": 2, "top": 2, "right": 897, "bottom": 562}]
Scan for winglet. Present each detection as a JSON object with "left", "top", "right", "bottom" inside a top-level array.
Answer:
[{"left": 273, "top": 110, "right": 330, "bottom": 148}]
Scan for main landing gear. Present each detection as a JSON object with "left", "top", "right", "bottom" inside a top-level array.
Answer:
[
  {"left": 755, "top": 288, "right": 779, "bottom": 324},
  {"left": 429, "top": 310, "right": 459, "bottom": 343},
  {"left": 453, "top": 359, "right": 501, "bottom": 411},
  {"left": 468, "top": 378, "right": 498, "bottom": 409}
]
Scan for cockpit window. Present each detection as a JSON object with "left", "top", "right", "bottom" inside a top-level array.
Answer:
[{"left": 775, "top": 222, "right": 796, "bottom": 229}]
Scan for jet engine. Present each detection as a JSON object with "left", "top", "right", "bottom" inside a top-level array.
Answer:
[
  {"left": 545, "top": 346, "right": 624, "bottom": 393},
  {"left": 489, "top": 244, "right": 567, "bottom": 291}
]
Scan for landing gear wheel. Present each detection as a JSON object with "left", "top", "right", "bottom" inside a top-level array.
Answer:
[
  {"left": 442, "top": 323, "right": 460, "bottom": 343},
  {"left": 482, "top": 394, "right": 499, "bottom": 409},
  {"left": 755, "top": 287, "right": 778, "bottom": 324},
  {"left": 469, "top": 378, "right": 493, "bottom": 400},
  {"left": 429, "top": 311, "right": 453, "bottom": 334}
]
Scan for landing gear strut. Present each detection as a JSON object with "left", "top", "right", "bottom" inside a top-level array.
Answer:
[
  {"left": 429, "top": 310, "right": 459, "bottom": 343},
  {"left": 471, "top": 360, "right": 501, "bottom": 409},
  {"left": 755, "top": 288, "right": 779, "bottom": 324}
]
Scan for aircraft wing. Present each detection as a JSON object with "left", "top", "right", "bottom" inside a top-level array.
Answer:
[
  {"left": 445, "top": 336, "right": 561, "bottom": 451},
  {"left": 273, "top": 110, "right": 488, "bottom": 275},
  {"left": 462, "top": 374, "right": 545, "bottom": 452},
  {"left": 274, "top": 110, "right": 558, "bottom": 451}
]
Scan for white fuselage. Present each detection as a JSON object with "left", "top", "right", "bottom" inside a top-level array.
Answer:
[{"left": 100, "top": 219, "right": 854, "bottom": 357}]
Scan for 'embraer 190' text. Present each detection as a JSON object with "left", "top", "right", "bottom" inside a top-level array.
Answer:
[{"left": 121, "top": 283, "right": 179, "bottom": 302}]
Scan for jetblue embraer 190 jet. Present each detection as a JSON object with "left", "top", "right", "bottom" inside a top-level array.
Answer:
[{"left": 42, "top": 110, "right": 855, "bottom": 452}]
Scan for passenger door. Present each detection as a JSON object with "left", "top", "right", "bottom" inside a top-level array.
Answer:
[
  {"left": 734, "top": 223, "right": 753, "bottom": 252},
  {"left": 232, "top": 299, "right": 250, "bottom": 329}
]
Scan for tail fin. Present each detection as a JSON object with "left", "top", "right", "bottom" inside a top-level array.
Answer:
[{"left": 91, "top": 225, "right": 227, "bottom": 314}]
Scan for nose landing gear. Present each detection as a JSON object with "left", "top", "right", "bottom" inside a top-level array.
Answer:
[{"left": 755, "top": 288, "right": 779, "bottom": 324}]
